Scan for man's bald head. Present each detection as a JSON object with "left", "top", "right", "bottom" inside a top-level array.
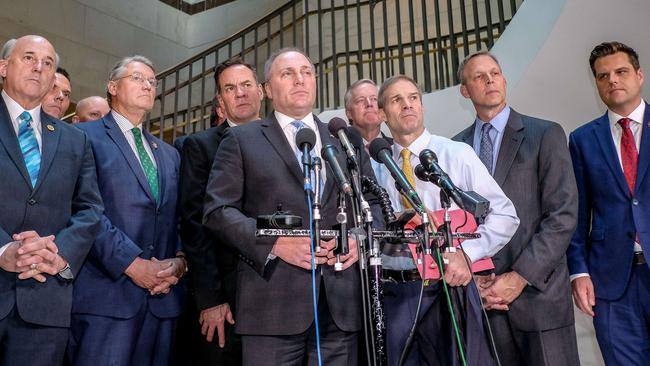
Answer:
[{"left": 72, "top": 96, "right": 110, "bottom": 123}]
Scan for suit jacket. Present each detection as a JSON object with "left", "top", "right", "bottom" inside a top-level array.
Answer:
[
  {"left": 567, "top": 103, "right": 650, "bottom": 300},
  {"left": 203, "top": 113, "right": 382, "bottom": 335},
  {"left": 72, "top": 113, "right": 184, "bottom": 319},
  {"left": 179, "top": 122, "right": 237, "bottom": 310},
  {"left": 454, "top": 109, "right": 578, "bottom": 331},
  {"left": 0, "top": 98, "right": 103, "bottom": 327}
]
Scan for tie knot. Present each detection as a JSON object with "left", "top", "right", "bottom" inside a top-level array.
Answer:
[
  {"left": 481, "top": 122, "right": 493, "bottom": 135},
  {"left": 131, "top": 127, "right": 142, "bottom": 138},
  {"left": 618, "top": 117, "right": 631, "bottom": 129},
  {"left": 400, "top": 148, "right": 412, "bottom": 160},
  {"left": 290, "top": 120, "right": 305, "bottom": 131},
  {"left": 19, "top": 111, "right": 32, "bottom": 125}
]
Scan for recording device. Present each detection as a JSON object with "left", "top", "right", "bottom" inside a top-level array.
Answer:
[
  {"left": 257, "top": 204, "right": 302, "bottom": 229},
  {"left": 328, "top": 117, "right": 358, "bottom": 167},
  {"left": 321, "top": 144, "right": 353, "bottom": 195},
  {"left": 295, "top": 128, "right": 316, "bottom": 187},
  {"left": 414, "top": 163, "right": 490, "bottom": 224},
  {"left": 368, "top": 138, "right": 424, "bottom": 210}
]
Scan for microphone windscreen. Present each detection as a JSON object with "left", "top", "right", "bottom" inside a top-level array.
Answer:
[
  {"left": 295, "top": 128, "right": 316, "bottom": 150},
  {"left": 369, "top": 137, "right": 392, "bottom": 163},
  {"left": 419, "top": 148, "right": 439, "bottom": 165},
  {"left": 327, "top": 117, "right": 348, "bottom": 135}
]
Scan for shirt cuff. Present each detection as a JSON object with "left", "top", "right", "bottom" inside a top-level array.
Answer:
[
  {"left": 570, "top": 273, "right": 590, "bottom": 282},
  {"left": 0, "top": 241, "right": 17, "bottom": 259}
]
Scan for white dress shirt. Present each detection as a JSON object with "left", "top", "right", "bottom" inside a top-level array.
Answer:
[
  {"left": 111, "top": 111, "right": 157, "bottom": 169},
  {"left": 275, "top": 111, "right": 326, "bottom": 183},
  {"left": 376, "top": 129, "right": 519, "bottom": 264}
]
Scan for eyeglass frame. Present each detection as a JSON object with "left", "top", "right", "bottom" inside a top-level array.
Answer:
[{"left": 111, "top": 71, "right": 158, "bottom": 88}]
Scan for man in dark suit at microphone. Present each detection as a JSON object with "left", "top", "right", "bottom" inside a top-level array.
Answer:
[{"left": 203, "top": 48, "right": 382, "bottom": 366}]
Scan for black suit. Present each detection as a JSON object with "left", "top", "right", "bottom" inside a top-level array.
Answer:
[
  {"left": 454, "top": 108, "right": 579, "bottom": 366},
  {"left": 203, "top": 114, "right": 381, "bottom": 365},
  {"left": 173, "top": 122, "right": 241, "bottom": 365}
]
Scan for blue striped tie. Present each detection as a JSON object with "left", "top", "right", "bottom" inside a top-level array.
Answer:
[{"left": 18, "top": 111, "right": 41, "bottom": 187}]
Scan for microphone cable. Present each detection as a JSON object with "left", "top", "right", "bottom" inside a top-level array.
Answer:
[{"left": 306, "top": 182, "right": 323, "bottom": 366}]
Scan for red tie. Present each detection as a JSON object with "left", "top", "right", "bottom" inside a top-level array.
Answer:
[{"left": 619, "top": 118, "right": 638, "bottom": 193}]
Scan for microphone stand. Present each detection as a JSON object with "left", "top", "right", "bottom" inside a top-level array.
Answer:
[{"left": 312, "top": 157, "right": 322, "bottom": 253}]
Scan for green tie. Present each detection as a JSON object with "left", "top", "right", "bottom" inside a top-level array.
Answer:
[{"left": 131, "top": 127, "right": 159, "bottom": 203}]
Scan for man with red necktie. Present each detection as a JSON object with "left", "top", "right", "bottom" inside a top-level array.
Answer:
[{"left": 568, "top": 41, "right": 650, "bottom": 365}]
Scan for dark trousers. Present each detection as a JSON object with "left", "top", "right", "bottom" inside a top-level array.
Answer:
[
  {"left": 241, "top": 285, "right": 358, "bottom": 366},
  {"left": 0, "top": 306, "right": 68, "bottom": 366},
  {"left": 487, "top": 311, "right": 579, "bottom": 366},
  {"left": 594, "top": 262, "right": 650, "bottom": 366},
  {"left": 417, "top": 281, "right": 495, "bottom": 366},
  {"left": 172, "top": 294, "right": 241, "bottom": 366},
  {"left": 68, "top": 304, "right": 176, "bottom": 366}
]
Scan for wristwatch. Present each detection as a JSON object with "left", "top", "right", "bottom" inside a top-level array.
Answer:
[{"left": 57, "top": 262, "right": 74, "bottom": 281}]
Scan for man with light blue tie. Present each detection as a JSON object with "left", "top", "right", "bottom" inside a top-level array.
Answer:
[
  {"left": 0, "top": 35, "right": 103, "bottom": 366},
  {"left": 68, "top": 55, "right": 186, "bottom": 365}
]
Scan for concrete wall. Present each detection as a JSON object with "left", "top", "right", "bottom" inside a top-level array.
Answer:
[{"left": 0, "top": 0, "right": 284, "bottom": 103}]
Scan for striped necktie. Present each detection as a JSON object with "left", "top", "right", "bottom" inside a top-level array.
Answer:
[
  {"left": 131, "top": 127, "right": 159, "bottom": 203},
  {"left": 18, "top": 111, "right": 41, "bottom": 187}
]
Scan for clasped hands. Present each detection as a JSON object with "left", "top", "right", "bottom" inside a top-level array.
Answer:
[
  {"left": 125, "top": 256, "right": 185, "bottom": 295},
  {"left": 475, "top": 271, "right": 527, "bottom": 310},
  {"left": 0, "top": 231, "right": 66, "bottom": 283},
  {"left": 272, "top": 236, "right": 358, "bottom": 270}
]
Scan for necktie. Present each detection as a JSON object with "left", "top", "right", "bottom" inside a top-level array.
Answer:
[
  {"left": 400, "top": 148, "right": 416, "bottom": 209},
  {"left": 18, "top": 111, "right": 41, "bottom": 187},
  {"left": 479, "top": 123, "right": 494, "bottom": 174},
  {"left": 290, "top": 120, "right": 307, "bottom": 164},
  {"left": 619, "top": 118, "right": 638, "bottom": 193},
  {"left": 131, "top": 127, "right": 159, "bottom": 203}
]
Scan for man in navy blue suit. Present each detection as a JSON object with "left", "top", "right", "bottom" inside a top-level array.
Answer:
[
  {"left": 0, "top": 35, "right": 103, "bottom": 366},
  {"left": 568, "top": 41, "right": 650, "bottom": 365},
  {"left": 68, "top": 55, "right": 186, "bottom": 365}
]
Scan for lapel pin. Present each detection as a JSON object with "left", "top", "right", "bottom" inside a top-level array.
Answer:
[
  {"left": 152, "top": 142, "right": 158, "bottom": 149},
  {"left": 46, "top": 124, "right": 54, "bottom": 131},
  {"left": 647, "top": 121, "right": 650, "bottom": 128}
]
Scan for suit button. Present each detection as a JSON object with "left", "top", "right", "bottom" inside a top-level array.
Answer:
[
  {"left": 27, "top": 199, "right": 36, "bottom": 205},
  {"left": 632, "top": 198, "right": 639, "bottom": 205},
  {"left": 148, "top": 245, "right": 154, "bottom": 250}
]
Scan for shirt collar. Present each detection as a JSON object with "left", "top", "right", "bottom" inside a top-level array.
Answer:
[
  {"left": 111, "top": 110, "right": 141, "bottom": 134},
  {"left": 608, "top": 99, "right": 645, "bottom": 127},
  {"left": 226, "top": 119, "right": 237, "bottom": 128},
  {"left": 275, "top": 110, "right": 316, "bottom": 131},
  {"left": 475, "top": 105, "right": 510, "bottom": 134},
  {"left": 2, "top": 90, "right": 42, "bottom": 125},
  {"left": 392, "top": 129, "right": 432, "bottom": 160}
]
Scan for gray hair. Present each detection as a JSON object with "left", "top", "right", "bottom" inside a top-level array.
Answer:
[
  {"left": 106, "top": 55, "right": 156, "bottom": 104},
  {"left": 457, "top": 51, "right": 501, "bottom": 85},
  {"left": 1, "top": 37, "right": 60, "bottom": 70},
  {"left": 344, "top": 79, "right": 377, "bottom": 110},
  {"left": 377, "top": 75, "right": 423, "bottom": 109},
  {"left": 263, "top": 47, "right": 314, "bottom": 82}
]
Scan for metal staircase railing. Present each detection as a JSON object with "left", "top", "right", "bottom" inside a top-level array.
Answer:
[{"left": 146, "top": 0, "right": 523, "bottom": 142}]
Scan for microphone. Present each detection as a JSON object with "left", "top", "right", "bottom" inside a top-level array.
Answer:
[
  {"left": 328, "top": 117, "right": 358, "bottom": 167},
  {"left": 295, "top": 128, "right": 316, "bottom": 188},
  {"left": 417, "top": 149, "right": 464, "bottom": 208},
  {"left": 368, "top": 138, "right": 424, "bottom": 210},
  {"left": 321, "top": 144, "right": 353, "bottom": 195}
]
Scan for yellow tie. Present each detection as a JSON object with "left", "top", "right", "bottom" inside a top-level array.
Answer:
[{"left": 400, "top": 148, "right": 416, "bottom": 209}]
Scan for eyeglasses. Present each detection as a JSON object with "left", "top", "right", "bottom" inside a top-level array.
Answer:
[
  {"left": 20, "top": 54, "right": 55, "bottom": 71},
  {"left": 113, "top": 72, "right": 158, "bottom": 88}
]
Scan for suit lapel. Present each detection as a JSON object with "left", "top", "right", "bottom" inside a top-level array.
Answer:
[
  {"left": 493, "top": 110, "right": 524, "bottom": 186},
  {"left": 634, "top": 102, "right": 650, "bottom": 192},
  {"left": 144, "top": 129, "right": 164, "bottom": 207},
  {"left": 261, "top": 114, "right": 304, "bottom": 184},
  {"left": 0, "top": 98, "right": 32, "bottom": 187},
  {"left": 593, "top": 113, "right": 629, "bottom": 195},
  {"left": 103, "top": 114, "right": 156, "bottom": 202},
  {"left": 456, "top": 125, "right": 474, "bottom": 146},
  {"left": 34, "top": 112, "right": 62, "bottom": 192}
]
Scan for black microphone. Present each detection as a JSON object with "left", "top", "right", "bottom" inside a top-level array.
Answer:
[
  {"left": 368, "top": 138, "right": 424, "bottom": 210},
  {"left": 296, "top": 128, "right": 316, "bottom": 188},
  {"left": 328, "top": 117, "right": 358, "bottom": 167},
  {"left": 417, "top": 149, "right": 464, "bottom": 208},
  {"left": 321, "top": 144, "right": 353, "bottom": 195}
]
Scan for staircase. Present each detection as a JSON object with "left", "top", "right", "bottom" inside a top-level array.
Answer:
[{"left": 145, "top": 0, "right": 524, "bottom": 142}]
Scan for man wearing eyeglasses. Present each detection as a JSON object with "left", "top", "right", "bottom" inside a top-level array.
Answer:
[
  {"left": 0, "top": 35, "right": 103, "bottom": 366},
  {"left": 68, "top": 55, "right": 186, "bottom": 365},
  {"left": 42, "top": 67, "right": 72, "bottom": 119}
]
